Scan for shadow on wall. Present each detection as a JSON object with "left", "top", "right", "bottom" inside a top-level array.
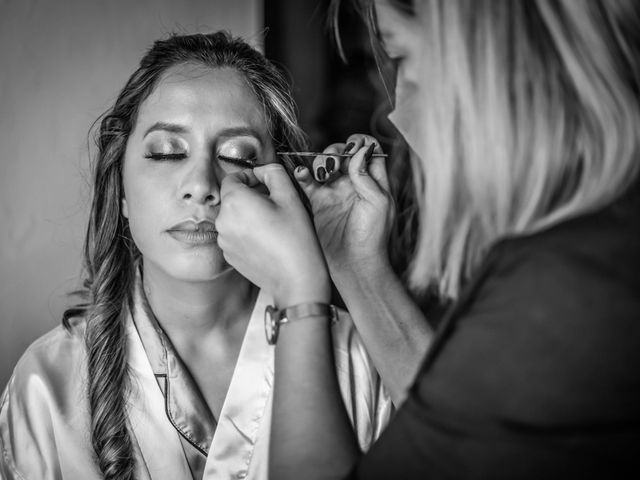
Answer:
[
  {"left": 264, "top": 0, "right": 421, "bottom": 301},
  {"left": 0, "top": 0, "right": 260, "bottom": 388},
  {"left": 264, "top": 0, "right": 398, "bottom": 150}
]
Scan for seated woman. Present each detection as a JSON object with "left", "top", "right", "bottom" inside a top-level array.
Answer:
[{"left": 0, "top": 32, "right": 392, "bottom": 480}]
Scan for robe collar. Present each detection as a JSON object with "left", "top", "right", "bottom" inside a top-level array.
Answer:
[
  {"left": 129, "top": 271, "right": 217, "bottom": 456},
  {"left": 125, "top": 266, "right": 275, "bottom": 479}
]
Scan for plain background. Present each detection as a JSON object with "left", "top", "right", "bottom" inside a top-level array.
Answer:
[{"left": 0, "top": 0, "right": 260, "bottom": 388}]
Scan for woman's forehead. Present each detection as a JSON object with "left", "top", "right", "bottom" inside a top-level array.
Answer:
[
  {"left": 151, "top": 64, "right": 260, "bottom": 111},
  {"left": 135, "top": 65, "right": 269, "bottom": 137}
]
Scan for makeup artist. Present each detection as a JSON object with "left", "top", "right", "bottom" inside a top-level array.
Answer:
[{"left": 216, "top": 0, "right": 640, "bottom": 478}]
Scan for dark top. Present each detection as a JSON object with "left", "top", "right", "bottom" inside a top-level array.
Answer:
[{"left": 351, "top": 183, "right": 640, "bottom": 479}]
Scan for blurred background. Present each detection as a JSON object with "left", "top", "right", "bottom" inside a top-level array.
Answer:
[{"left": 0, "top": 0, "right": 397, "bottom": 387}]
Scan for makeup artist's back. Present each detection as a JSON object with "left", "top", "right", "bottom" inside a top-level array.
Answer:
[{"left": 350, "top": 179, "right": 640, "bottom": 479}]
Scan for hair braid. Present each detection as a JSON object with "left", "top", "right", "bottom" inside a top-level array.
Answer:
[
  {"left": 86, "top": 298, "right": 134, "bottom": 479},
  {"left": 84, "top": 115, "right": 137, "bottom": 478}
]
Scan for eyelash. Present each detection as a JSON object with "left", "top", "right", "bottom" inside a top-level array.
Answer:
[
  {"left": 144, "top": 153, "right": 256, "bottom": 168},
  {"left": 217, "top": 155, "right": 257, "bottom": 169},
  {"left": 144, "top": 153, "right": 186, "bottom": 161}
]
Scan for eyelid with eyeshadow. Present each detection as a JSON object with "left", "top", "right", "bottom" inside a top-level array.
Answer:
[{"left": 143, "top": 134, "right": 189, "bottom": 161}]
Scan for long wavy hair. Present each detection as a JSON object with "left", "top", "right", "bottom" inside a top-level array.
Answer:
[
  {"left": 62, "top": 31, "right": 308, "bottom": 479},
  {"left": 335, "top": 0, "right": 640, "bottom": 299}
]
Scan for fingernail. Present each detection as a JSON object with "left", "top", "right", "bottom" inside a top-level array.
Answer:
[
  {"left": 325, "top": 157, "right": 336, "bottom": 173},
  {"left": 295, "top": 165, "right": 305, "bottom": 174},
  {"left": 316, "top": 166, "right": 327, "bottom": 181},
  {"left": 364, "top": 143, "right": 376, "bottom": 162},
  {"left": 360, "top": 144, "right": 376, "bottom": 173},
  {"left": 344, "top": 142, "right": 355, "bottom": 154}
]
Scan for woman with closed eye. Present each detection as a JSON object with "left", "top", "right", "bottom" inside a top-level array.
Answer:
[{"left": 0, "top": 32, "right": 393, "bottom": 480}]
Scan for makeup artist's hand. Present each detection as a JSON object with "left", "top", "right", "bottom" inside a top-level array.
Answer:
[
  {"left": 296, "top": 134, "right": 395, "bottom": 275},
  {"left": 216, "top": 164, "right": 331, "bottom": 307}
]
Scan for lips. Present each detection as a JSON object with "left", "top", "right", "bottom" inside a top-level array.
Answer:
[
  {"left": 167, "top": 220, "right": 217, "bottom": 245},
  {"left": 167, "top": 219, "right": 216, "bottom": 233}
]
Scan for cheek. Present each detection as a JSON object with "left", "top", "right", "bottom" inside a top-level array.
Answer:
[{"left": 122, "top": 175, "right": 166, "bottom": 244}]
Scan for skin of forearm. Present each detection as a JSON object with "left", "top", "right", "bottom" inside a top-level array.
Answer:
[
  {"left": 270, "top": 318, "right": 360, "bottom": 480},
  {"left": 330, "top": 257, "right": 433, "bottom": 405}
]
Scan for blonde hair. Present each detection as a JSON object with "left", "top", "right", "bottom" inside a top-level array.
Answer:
[{"left": 405, "top": 0, "right": 640, "bottom": 299}]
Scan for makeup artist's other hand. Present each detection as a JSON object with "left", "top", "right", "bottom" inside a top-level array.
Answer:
[
  {"left": 216, "top": 164, "right": 331, "bottom": 307},
  {"left": 296, "top": 134, "right": 395, "bottom": 275}
]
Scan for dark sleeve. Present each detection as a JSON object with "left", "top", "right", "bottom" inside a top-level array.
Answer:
[{"left": 349, "top": 241, "right": 640, "bottom": 479}]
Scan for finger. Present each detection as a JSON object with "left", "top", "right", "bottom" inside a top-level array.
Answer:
[
  {"left": 338, "top": 138, "right": 363, "bottom": 174},
  {"left": 343, "top": 134, "right": 378, "bottom": 154},
  {"left": 347, "top": 143, "right": 385, "bottom": 200},
  {"left": 294, "top": 165, "right": 321, "bottom": 199},
  {"left": 343, "top": 133, "right": 382, "bottom": 171},
  {"left": 220, "top": 169, "right": 259, "bottom": 199},
  {"left": 252, "top": 163, "right": 300, "bottom": 203},
  {"left": 323, "top": 154, "right": 341, "bottom": 182},
  {"left": 343, "top": 135, "right": 365, "bottom": 157},
  {"left": 313, "top": 144, "right": 343, "bottom": 183},
  {"left": 344, "top": 135, "right": 385, "bottom": 187},
  {"left": 357, "top": 141, "right": 390, "bottom": 193},
  {"left": 367, "top": 155, "right": 391, "bottom": 193}
]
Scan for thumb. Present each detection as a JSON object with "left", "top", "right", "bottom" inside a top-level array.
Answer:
[
  {"left": 220, "top": 168, "right": 260, "bottom": 199},
  {"left": 348, "top": 143, "right": 385, "bottom": 201},
  {"left": 252, "top": 164, "right": 299, "bottom": 203},
  {"left": 293, "top": 165, "right": 320, "bottom": 200}
]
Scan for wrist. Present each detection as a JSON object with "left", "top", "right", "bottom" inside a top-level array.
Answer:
[
  {"left": 265, "top": 302, "right": 336, "bottom": 345},
  {"left": 328, "top": 250, "right": 392, "bottom": 280},
  {"left": 274, "top": 272, "right": 331, "bottom": 308}
]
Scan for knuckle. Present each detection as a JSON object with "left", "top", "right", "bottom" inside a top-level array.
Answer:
[
  {"left": 312, "top": 157, "right": 324, "bottom": 169},
  {"left": 222, "top": 192, "right": 240, "bottom": 211},
  {"left": 262, "top": 163, "right": 285, "bottom": 172}
]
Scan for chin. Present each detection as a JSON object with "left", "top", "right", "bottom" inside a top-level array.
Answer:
[
  {"left": 159, "top": 249, "right": 232, "bottom": 282},
  {"left": 184, "top": 258, "right": 232, "bottom": 281}
]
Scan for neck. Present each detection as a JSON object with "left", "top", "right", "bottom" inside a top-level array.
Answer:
[{"left": 141, "top": 261, "right": 257, "bottom": 341}]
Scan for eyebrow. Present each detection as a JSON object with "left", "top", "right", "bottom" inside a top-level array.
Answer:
[
  {"left": 143, "top": 122, "right": 189, "bottom": 137},
  {"left": 143, "top": 122, "right": 264, "bottom": 145},
  {"left": 217, "top": 126, "right": 264, "bottom": 142}
]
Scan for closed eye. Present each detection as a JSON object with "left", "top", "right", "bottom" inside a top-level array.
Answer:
[
  {"left": 218, "top": 154, "right": 257, "bottom": 169},
  {"left": 144, "top": 153, "right": 187, "bottom": 161}
]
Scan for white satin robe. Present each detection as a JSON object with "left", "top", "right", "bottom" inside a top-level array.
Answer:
[{"left": 0, "top": 288, "right": 392, "bottom": 480}]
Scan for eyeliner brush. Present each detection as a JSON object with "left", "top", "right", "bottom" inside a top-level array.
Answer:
[{"left": 277, "top": 151, "right": 388, "bottom": 158}]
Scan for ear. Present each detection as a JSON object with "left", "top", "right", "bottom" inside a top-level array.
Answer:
[{"left": 121, "top": 196, "right": 129, "bottom": 219}]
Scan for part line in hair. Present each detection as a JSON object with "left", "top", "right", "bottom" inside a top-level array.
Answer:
[{"left": 277, "top": 151, "right": 388, "bottom": 158}]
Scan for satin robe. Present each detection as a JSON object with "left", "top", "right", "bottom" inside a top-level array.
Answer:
[{"left": 0, "top": 285, "right": 392, "bottom": 479}]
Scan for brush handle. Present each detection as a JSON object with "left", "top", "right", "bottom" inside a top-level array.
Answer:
[{"left": 277, "top": 151, "right": 388, "bottom": 158}]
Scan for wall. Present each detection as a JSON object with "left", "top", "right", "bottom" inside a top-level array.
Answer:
[{"left": 0, "top": 0, "right": 260, "bottom": 387}]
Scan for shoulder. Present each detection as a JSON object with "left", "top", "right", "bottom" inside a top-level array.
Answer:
[
  {"left": 0, "top": 321, "right": 90, "bottom": 477},
  {"left": 0, "top": 320, "right": 100, "bottom": 479},
  {"left": 9, "top": 321, "right": 87, "bottom": 391},
  {"left": 1, "top": 320, "right": 87, "bottom": 425},
  {"left": 471, "top": 181, "right": 640, "bottom": 320},
  {"left": 419, "top": 196, "right": 640, "bottom": 425}
]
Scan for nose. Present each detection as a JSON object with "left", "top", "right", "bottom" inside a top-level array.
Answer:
[{"left": 178, "top": 157, "right": 221, "bottom": 206}]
